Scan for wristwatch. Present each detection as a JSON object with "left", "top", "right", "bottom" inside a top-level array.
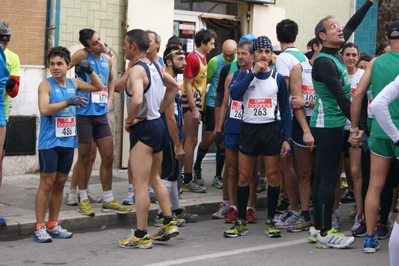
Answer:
[{"left": 304, "top": 100, "right": 310, "bottom": 108}]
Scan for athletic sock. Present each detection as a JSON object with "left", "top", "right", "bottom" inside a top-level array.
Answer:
[
  {"left": 135, "top": 229, "right": 147, "bottom": 238},
  {"left": 128, "top": 184, "right": 133, "bottom": 190},
  {"left": 183, "top": 173, "right": 193, "bottom": 184},
  {"left": 301, "top": 210, "right": 310, "bottom": 221},
  {"left": 173, "top": 208, "right": 183, "bottom": 215},
  {"left": 169, "top": 181, "right": 180, "bottom": 211},
  {"left": 47, "top": 221, "right": 57, "bottom": 230},
  {"left": 194, "top": 147, "right": 208, "bottom": 170},
  {"left": 237, "top": 185, "right": 250, "bottom": 220},
  {"left": 79, "top": 189, "right": 88, "bottom": 201},
  {"left": 103, "top": 190, "right": 114, "bottom": 203},
  {"left": 36, "top": 223, "right": 46, "bottom": 230},
  {"left": 389, "top": 222, "right": 399, "bottom": 263},
  {"left": 163, "top": 215, "right": 173, "bottom": 225},
  {"left": 215, "top": 149, "right": 225, "bottom": 177},
  {"left": 267, "top": 186, "right": 280, "bottom": 218}
]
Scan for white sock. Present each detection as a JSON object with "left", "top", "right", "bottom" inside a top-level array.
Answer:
[
  {"left": 290, "top": 210, "right": 300, "bottom": 217},
  {"left": 389, "top": 221, "right": 399, "bottom": 265},
  {"left": 129, "top": 184, "right": 133, "bottom": 189},
  {"left": 230, "top": 205, "right": 237, "bottom": 211},
  {"left": 169, "top": 181, "right": 181, "bottom": 211},
  {"left": 79, "top": 190, "right": 88, "bottom": 201},
  {"left": 223, "top": 200, "right": 230, "bottom": 207},
  {"left": 158, "top": 180, "right": 172, "bottom": 214},
  {"left": 103, "top": 190, "right": 114, "bottom": 203},
  {"left": 148, "top": 186, "right": 154, "bottom": 193}
]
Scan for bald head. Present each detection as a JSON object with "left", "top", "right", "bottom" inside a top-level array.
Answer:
[{"left": 222, "top": 39, "right": 237, "bottom": 62}]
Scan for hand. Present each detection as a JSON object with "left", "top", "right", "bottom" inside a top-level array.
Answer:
[
  {"left": 174, "top": 143, "right": 185, "bottom": 160},
  {"left": 280, "top": 141, "right": 291, "bottom": 157},
  {"left": 348, "top": 131, "right": 363, "bottom": 147},
  {"left": 290, "top": 96, "right": 305, "bottom": 111},
  {"left": 370, "top": 0, "right": 379, "bottom": 3},
  {"left": 215, "top": 131, "right": 224, "bottom": 145},
  {"left": 124, "top": 117, "right": 144, "bottom": 133},
  {"left": 192, "top": 108, "right": 201, "bottom": 124},
  {"left": 5, "top": 78, "right": 16, "bottom": 91},
  {"left": 65, "top": 96, "right": 85, "bottom": 106},
  {"left": 107, "top": 97, "right": 113, "bottom": 110},
  {"left": 303, "top": 131, "right": 315, "bottom": 151},
  {"left": 252, "top": 61, "right": 267, "bottom": 75},
  {"left": 78, "top": 62, "right": 93, "bottom": 74}
]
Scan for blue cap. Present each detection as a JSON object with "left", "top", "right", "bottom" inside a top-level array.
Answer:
[{"left": 239, "top": 34, "right": 256, "bottom": 43}]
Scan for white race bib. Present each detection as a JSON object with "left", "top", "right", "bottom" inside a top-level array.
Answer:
[
  {"left": 229, "top": 100, "right": 242, "bottom": 120},
  {"left": 302, "top": 85, "right": 316, "bottom": 101},
  {"left": 247, "top": 97, "right": 274, "bottom": 118},
  {"left": 92, "top": 86, "right": 108, "bottom": 104},
  {"left": 55, "top": 117, "right": 76, "bottom": 137}
]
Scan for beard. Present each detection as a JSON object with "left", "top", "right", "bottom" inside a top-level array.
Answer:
[{"left": 172, "top": 63, "right": 184, "bottom": 75}]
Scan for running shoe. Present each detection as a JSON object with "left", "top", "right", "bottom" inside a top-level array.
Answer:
[
  {"left": 287, "top": 216, "right": 312, "bottom": 232},
  {"left": 47, "top": 224, "right": 73, "bottom": 239},
  {"left": 153, "top": 220, "right": 179, "bottom": 241},
  {"left": 375, "top": 223, "right": 390, "bottom": 239},
  {"left": 149, "top": 191, "right": 157, "bottom": 204},
  {"left": 276, "top": 198, "right": 289, "bottom": 214},
  {"left": 348, "top": 205, "right": 357, "bottom": 219},
  {"left": 65, "top": 189, "right": 79, "bottom": 206},
  {"left": 154, "top": 215, "right": 185, "bottom": 227},
  {"left": 224, "top": 207, "right": 238, "bottom": 223},
  {"left": 119, "top": 230, "right": 153, "bottom": 249},
  {"left": 340, "top": 175, "right": 348, "bottom": 189},
  {"left": 340, "top": 191, "right": 355, "bottom": 203},
  {"left": 223, "top": 218, "right": 249, "bottom": 238},
  {"left": 0, "top": 214, "right": 6, "bottom": 226},
  {"left": 78, "top": 199, "right": 95, "bottom": 216},
  {"left": 246, "top": 208, "right": 258, "bottom": 223},
  {"left": 33, "top": 226, "right": 52, "bottom": 243},
  {"left": 211, "top": 175, "right": 223, "bottom": 189},
  {"left": 87, "top": 189, "right": 103, "bottom": 203},
  {"left": 256, "top": 178, "right": 267, "bottom": 193},
  {"left": 363, "top": 234, "right": 380, "bottom": 253},
  {"left": 122, "top": 188, "right": 135, "bottom": 205},
  {"left": 174, "top": 206, "right": 199, "bottom": 223},
  {"left": 274, "top": 210, "right": 289, "bottom": 221},
  {"left": 212, "top": 203, "right": 229, "bottom": 219},
  {"left": 332, "top": 211, "right": 341, "bottom": 230},
  {"left": 351, "top": 216, "right": 363, "bottom": 233},
  {"left": 352, "top": 221, "right": 367, "bottom": 237},
  {"left": 264, "top": 218, "right": 281, "bottom": 238},
  {"left": 181, "top": 179, "right": 206, "bottom": 193},
  {"left": 316, "top": 228, "right": 355, "bottom": 249},
  {"left": 193, "top": 168, "right": 204, "bottom": 186},
  {"left": 276, "top": 211, "right": 300, "bottom": 229},
  {"left": 308, "top": 226, "right": 319, "bottom": 243},
  {"left": 102, "top": 200, "right": 132, "bottom": 214}
]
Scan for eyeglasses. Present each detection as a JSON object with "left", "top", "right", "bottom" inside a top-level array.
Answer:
[
  {"left": 329, "top": 23, "right": 344, "bottom": 31},
  {"left": 223, "top": 53, "right": 236, "bottom": 59},
  {"left": 165, "top": 50, "right": 185, "bottom": 58}
]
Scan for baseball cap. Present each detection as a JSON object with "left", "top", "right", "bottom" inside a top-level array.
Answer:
[
  {"left": 239, "top": 34, "right": 256, "bottom": 43},
  {"left": 387, "top": 21, "right": 399, "bottom": 39}
]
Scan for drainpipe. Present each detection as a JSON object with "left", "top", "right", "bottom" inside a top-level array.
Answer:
[{"left": 45, "top": 0, "right": 60, "bottom": 64}]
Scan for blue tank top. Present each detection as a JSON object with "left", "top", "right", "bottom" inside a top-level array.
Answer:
[
  {"left": 76, "top": 52, "right": 109, "bottom": 116},
  {"left": 224, "top": 71, "right": 243, "bottom": 134},
  {"left": 38, "top": 77, "right": 78, "bottom": 150}
]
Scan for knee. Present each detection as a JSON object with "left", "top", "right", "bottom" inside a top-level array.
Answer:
[
  {"left": 296, "top": 167, "right": 311, "bottom": 182},
  {"left": 266, "top": 172, "right": 279, "bottom": 187}
]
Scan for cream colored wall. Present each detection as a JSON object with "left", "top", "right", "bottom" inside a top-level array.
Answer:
[
  {"left": 274, "top": 0, "right": 352, "bottom": 52},
  {"left": 250, "top": 5, "right": 286, "bottom": 45}
]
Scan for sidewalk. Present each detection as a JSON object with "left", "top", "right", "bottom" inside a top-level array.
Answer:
[{"left": 0, "top": 162, "right": 267, "bottom": 239}]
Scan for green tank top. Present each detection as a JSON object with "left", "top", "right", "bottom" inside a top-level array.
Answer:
[
  {"left": 310, "top": 52, "right": 351, "bottom": 128},
  {"left": 228, "top": 62, "right": 239, "bottom": 75},
  {"left": 370, "top": 52, "right": 399, "bottom": 139}
]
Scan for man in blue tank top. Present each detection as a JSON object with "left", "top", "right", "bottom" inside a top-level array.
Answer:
[
  {"left": 34, "top": 46, "right": 103, "bottom": 243},
  {"left": 68, "top": 28, "right": 131, "bottom": 216}
]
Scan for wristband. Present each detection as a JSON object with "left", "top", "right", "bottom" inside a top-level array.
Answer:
[
  {"left": 349, "top": 127, "right": 359, "bottom": 133},
  {"left": 190, "top": 105, "right": 196, "bottom": 110}
]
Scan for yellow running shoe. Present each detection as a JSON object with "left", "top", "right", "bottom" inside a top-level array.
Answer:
[
  {"left": 119, "top": 230, "right": 153, "bottom": 249},
  {"left": 153, "top": 220, "right": 179, "bottom": 241},
  {"left": 102, "top": 199, "right": 132, "bottom": 214},
  {"left": 78, "top": 199, "right": 95, "bottom": 216}
]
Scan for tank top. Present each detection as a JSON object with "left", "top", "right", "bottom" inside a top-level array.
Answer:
[
  {"left": 38, "top": 77, "right": 77, "bottom": 150},
  {"left": 299, "top": 61, "right": 316, "bottom": 117}
]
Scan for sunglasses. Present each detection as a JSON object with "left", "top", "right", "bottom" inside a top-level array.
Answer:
[{"left": 165, "top": 50, "right": 185, "bottom": 58}]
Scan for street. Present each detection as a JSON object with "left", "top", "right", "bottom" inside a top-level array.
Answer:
[{"left": 0, "top": 204, "right": 391, "bottom": 266}]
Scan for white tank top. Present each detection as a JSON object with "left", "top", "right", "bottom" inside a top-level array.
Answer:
[
  {"left": 344, "top": 68, "right": 365, "bottom": 130},
  {"left": 242, "top": 70, "right": 280, "bottom": 124}
]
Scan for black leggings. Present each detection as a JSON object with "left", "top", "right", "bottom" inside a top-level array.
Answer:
[{"left": 311, "top": 127, "right": 344, "bottom": 233}]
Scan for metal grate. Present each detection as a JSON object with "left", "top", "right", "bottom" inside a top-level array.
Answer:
[{"left": 5, "top": 116, "right": 37, "bottom": 156}]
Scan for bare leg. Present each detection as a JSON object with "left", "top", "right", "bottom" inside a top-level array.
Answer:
[
  {"left": 48, "top": 172, "right": 68, "bottom": 222},
  {"left": 95, "top": 136, "right": 114, "bottom": 191},
  {"left": 35, "top": 172, "right": 57, "bottom": 224},
  {"left": 182, "top": 111, "right": 199, "bottom": 180}
]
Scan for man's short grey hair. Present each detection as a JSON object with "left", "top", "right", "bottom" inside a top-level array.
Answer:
[
  {"left": 146, "top": 30, "right": 161, "bottom": 44},
  {"left": 315, "top": 15, "right": 334, "bottom": 43},
  {"left": 0, "top": 20, "right": 12, "bottom": 35}
]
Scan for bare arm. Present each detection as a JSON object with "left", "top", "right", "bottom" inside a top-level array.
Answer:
[
  {"left": 38, "top": 80, "right": 69, "bottom": 116},
  {"left": 68, "top": 49, "right": 88, "bottom": 69},
  {"left": 72, "top": 70, "right": 103, "bottom": 92},
  {"left": 160, "top": 70, "right": 179, "bottom": 113},
  {"left": 164, "top": 102, "right": 184, "bottom": 160},
  {"left": 115, "top": 60, "right": 134, "bottom": 93},
  {"left": 217, "top": 73, "right": 233, "bottom": 133},
  {"left": 125, "top": 65, "right": 145, "bottom": 124},
  {"left": 290, "top": 64, "right": 314, "bottom": 149},
  {"left": 106, "top": 55, "right": 115, "bottom": 109}
]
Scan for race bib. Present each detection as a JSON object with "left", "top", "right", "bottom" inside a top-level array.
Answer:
[
  {"left": 302, "top": 85, "right": 316, "bottom": 101},
  {"left": 92, "top": 86, "right": 108, "bottom": 104},
  {"left": 55, "top": 117, "right": 76, "bottom": 137},
  {"left": 367, "top": 90, "right": 373, "bottom": 118},
  {"left": 247, "top": 98, "right": 273, "bottom": 118},
  {"left": 229, "top": 100, "right": 243, "bottom": 120}
]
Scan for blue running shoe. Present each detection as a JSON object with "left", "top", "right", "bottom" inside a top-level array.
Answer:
[
  {"left": 0, "top": 215, "right": 6, "bottom": 226},
  {"left": 363, "top": 234, "right": 380, "bottom": 253},
  {"left": 122, "top": 188, "right": 135, "bottom": 205}
]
